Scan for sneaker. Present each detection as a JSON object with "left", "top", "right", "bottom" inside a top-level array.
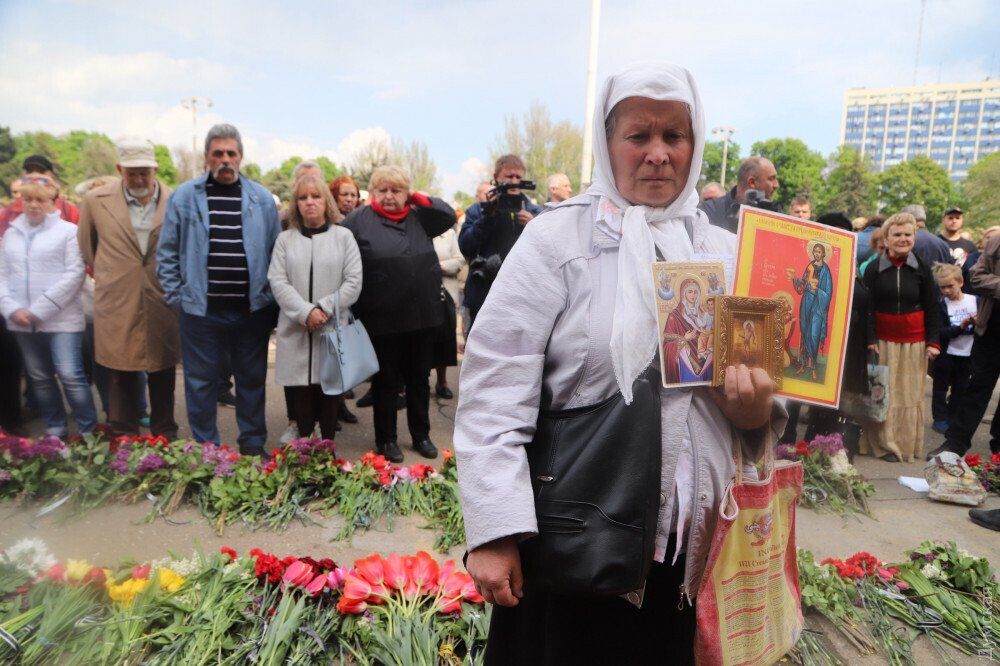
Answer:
[
  {"left": 377, "top": 440, "right": 404, "bottom": 463},
  {"left": 931, "top": 421, "right": 949, "bottom": 434},
  {"left": 279, "top": 422, "right": 299, "bottom": 444},
  {"left": 926, "top": 442, "right": 960, "bottom": 460},
  {"left": 218, "top": 391, "right": 237, "bottom": 408},
  {"left": 139, "top": 414, "right": 151, "bottom": 428},
  {"left": 879, "top": 453, "right": 900, "bottom": 463},
  {"left": 413, "top": 438, "right": 438, "bottom": 459}
]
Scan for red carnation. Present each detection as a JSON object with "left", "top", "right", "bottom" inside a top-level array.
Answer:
[
  {"left": 965, "top": 453, "right": 981, "bottom": 468},
  {"left": 220, "top": 546, "right": 238, "bottom": 562}
]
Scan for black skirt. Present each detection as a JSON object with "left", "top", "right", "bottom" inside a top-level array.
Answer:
[
  {"left": 484, "top": 543, "right": 695, "bottom": 665},
  {"left": 431, "top": 288, "right": 458, "bottom": 368}
]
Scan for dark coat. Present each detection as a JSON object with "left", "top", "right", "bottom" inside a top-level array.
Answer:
[
  {"left": 343, "top": 198, "right": 456, "bottom": 337},
  {"left": 842, "top": 275, "right": 869, "bottom": 395},
  {"left": 862, "top": 251, "right": 940, "bottom": 346},
  {"left": 458, "top": 194, "right": 544, "bottom": 312},
  {"left": 698, "top": 187, "right": 741, "bottom": 234}
]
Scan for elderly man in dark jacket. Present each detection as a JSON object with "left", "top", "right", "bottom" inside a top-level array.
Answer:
[
  {"left": 699, "top": 156, "right": 781, "bottom": 233},
  {"left": 343, "top": 165, "right": 456, "bottom": 462}
]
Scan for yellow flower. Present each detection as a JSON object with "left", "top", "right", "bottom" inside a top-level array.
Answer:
[
  {"left": 65, "top": 559, "right": 92, "bottom": 582},
  {"left": 107, "top": 578, "right": 149, "bottom": 605},
  {"left": 157, "top": 568, "right": 185, "bottom": 594}
]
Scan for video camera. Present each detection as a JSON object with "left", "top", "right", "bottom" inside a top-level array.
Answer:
[
  {"left": 743, "top": 189, "right": 781, "bottom": 212},
  {"left": 488, "top": 179, "right": 537, "bottom": 217}
]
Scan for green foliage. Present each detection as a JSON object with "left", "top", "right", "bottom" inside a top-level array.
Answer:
[
  {"left": 963, "top": 151, "right": 1000, "bottom": 228},
  {"left": 259, "top": 156, "right": 345, "bottom": 203},
  {"left": 876, "top": 155, "right": 956, "bottom": 224},
  {"left": 241, "top": 162, "right": 262, "bottom": 181},
  {"left": 700, "top": 139, "right": 742, "bottom": 190},
  {"left": 0, "top": 130, "right": 121, "bottom": 199},
  {"left": 153, "top": 145, "right": 178, "bottom": 187},
  {"left": 452, "top": 190, "right": 475, "bottom": 209},
  {"left": 816, "top": 145, "right": 877, "bottom": 218},
  {"left": 750, "top": 137, "right": 825, "bottom": 209}
]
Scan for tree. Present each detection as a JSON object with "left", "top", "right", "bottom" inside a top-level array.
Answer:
[
  {"left": 394, "top": 139, "right": 439, "bottom": 194},
  {"left": 492, "top": 100, "right": 583, "bottom": 196},
  {"left": 876, "top": 155, "right": 955, "bottom": 225},
  {"left": 348, "top": 137, "right": 394, "bottom": 191},
  {"left": 700, "top": 139, "right": 742, "bottom": 190},
  {"left": 0, "top": 126, "right": 18, "bottom": 196},
  {"left": 242, "top": 162, "right": 262, "bottom": 181},
  {"left": 816, "top": 145, "right": 877, "bottom": 219},
  {"left": 452, "top": 190, "right": 475, "bottom": 210},
  {"left": 963, "top": 151, "right": 1000, "bottom": 229},
  {"left": 154, "top": 145, "right": 178, "bottom": 187},
  {"left": 750, "top": 138, "right": 825, "bottom": 209},
  {"left": 314, "top": 156, "right": 342, "bottom": 182}
]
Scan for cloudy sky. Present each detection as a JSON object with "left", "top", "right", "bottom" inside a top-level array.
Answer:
[{"left": 0, "top": 0, "right": 995, "bottom": 196}]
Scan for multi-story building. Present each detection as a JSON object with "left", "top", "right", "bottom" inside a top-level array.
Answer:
[{"left": 841, "top": 80, "right": 1000, "bottom": 181}]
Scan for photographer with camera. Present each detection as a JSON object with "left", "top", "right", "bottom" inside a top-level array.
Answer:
[
  {"left": 699, "top": 155, "right": 781, "bottom": 233},
  {"left": 458, "top": 155, "right": 544, "bottom": 328}
]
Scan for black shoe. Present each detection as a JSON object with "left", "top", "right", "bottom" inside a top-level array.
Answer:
[
  {"left": 880, "top": 453, "right": 900, "bottom": 463},
  {"left": 217, "top": 391, "right": 237, "bottom": 408},
  {"left": 926, "top": 443, "right": 959, "bottom": 460},
  {"left": 435, "top": 385, "right": 454, "bottom": 399},
  {"left": 413, "top": 438, "right": 438, "bottom": 459},
  {"left": 338, "top": 403, "right": 358, "bottom": 424},
  {"left": 344, "top": 389, "right": 356, "bottom": 399},
  {"left": 376, "top": 440, "right": 403, "bottom": 463},
  {"left": 969, "top": 508, "right": 1000, "bottom": 532},
  {"left": 356, "top": 389, "right": 374, "bottom": 408},
  {"left": 396, "top": 392, "right": 406, "bottom": 410}
]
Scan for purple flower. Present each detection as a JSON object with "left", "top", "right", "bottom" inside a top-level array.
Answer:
[
  {"left": 213, "top": 460, "right": 235, "bottom": 477},
  {"left": 1, "top": 434, "right": 67, "bottom": 463},
  {"left": 0, "top": 469, "right": 12, "bottom": 482},
  {"left": 182, "top": 441, "right": 197, "bottom": 455},
  {"left": 109, "top": 447, "right": 132, "bottom": 474},
  {"left": 136, "top": 453, "right": 166, "bottom": 475},
  {"left": 808, "top": 433, "right": 846, "bottom": 457},
  {"left": 776, "top": 444, "right": 797, "bottom": 461}
]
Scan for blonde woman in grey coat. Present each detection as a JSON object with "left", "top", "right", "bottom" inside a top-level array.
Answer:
[{"left": 268, "top": 175, "right": 362, "bottom": 440}]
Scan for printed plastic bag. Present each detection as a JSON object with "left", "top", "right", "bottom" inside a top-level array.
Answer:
[{"left": 924, "top": 451, "right": 987, "bottom": 506}]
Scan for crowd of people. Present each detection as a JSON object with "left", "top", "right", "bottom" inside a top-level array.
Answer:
[
  {"left": 0, "top": 128, "right": 582, "bottom": 466},
  {"left": 1, "top": 61, "right": 998, "bottom": 662}
]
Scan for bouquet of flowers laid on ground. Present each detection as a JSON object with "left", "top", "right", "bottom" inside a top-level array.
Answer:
[
  {"left": 963, "top": 452, "right": 1000, "bottom": 496},
  {"left": 0, "top": 434, "right": 467, "bottom": 551},
  {"left": 796, "top": 549, "right": 878, "bottom": 658},
  {"left": 0, "top": 541, "right": 489, "bottom": 664},
  {"left": 777, "top": 433, "right": 874, "bottom": 517}
]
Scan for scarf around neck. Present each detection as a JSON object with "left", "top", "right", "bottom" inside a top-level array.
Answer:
[
  {"left": 585, "top": 63, "right": 708, "bottom": 403},
  {"left": 370, "top": 198, "right": 411, "bottom": 223}
]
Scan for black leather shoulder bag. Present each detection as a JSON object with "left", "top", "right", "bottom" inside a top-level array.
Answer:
[{"left": 521, "top": 368, "right": 662, "bottom": 596}]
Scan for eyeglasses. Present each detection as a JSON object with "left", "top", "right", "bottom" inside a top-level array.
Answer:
[{"left": 21, "top": 176, "right": 55, "bottom": 186}]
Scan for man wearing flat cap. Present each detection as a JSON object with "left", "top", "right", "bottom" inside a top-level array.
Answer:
[{"left": 77, "top": 138, "right": 179, "bottom": 439}]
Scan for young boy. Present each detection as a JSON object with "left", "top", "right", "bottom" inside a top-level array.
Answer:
[{"left": 932, "top": 263, "right": 977, "bottom": 434}]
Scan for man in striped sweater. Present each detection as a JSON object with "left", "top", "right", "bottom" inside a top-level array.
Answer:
[{"left": 157, "top": 124, "right": 280, "bottom": 455}]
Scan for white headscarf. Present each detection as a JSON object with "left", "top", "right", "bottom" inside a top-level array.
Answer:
[{"left": 586, "top": 63, "right": 708, "bottom": 403}]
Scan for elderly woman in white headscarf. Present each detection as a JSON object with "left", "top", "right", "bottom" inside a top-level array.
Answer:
[{"left": 454, "top": 64, "right": 784, "bottom": 664}]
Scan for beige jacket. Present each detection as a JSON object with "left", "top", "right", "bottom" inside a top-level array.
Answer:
[{"left": 77, "top": 180, "right": 178, "bottom": 371}]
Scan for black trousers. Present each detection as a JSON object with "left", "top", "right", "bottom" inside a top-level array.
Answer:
[
  {"left": 486, "top": 545, "right": 695, "bottom": 665},
  {"left": 108, "top": 367, "right": 178, "bottom": 439},
  {"left": 944, "top": 325, "right": 1000, "bottom": 454},
  {"left": 931, "top": 353, "right": 972, "bottom": 424},
  {"left": 0, "top": 318, "right": 23, "bottom": 432},
  {"left": 287, "top": 384, "right": 338, "bottom": 440},
  {"left": 370, "top": 329, "right": 433, "bottom": 444}
]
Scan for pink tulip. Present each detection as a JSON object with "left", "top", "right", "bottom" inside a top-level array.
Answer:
[
  {"left": 304, "top": 573, "right": 327, "bottom": 596},
  {"left": 132, "top": 565, "right": 151, "bottom": 580},
  {"left": 460, "top": 575, "right": 484, "bottom": 603},
  {"left": 326, "top": 567, "right": 347, "bottom": 590},
  {"left": 282, "top": 560, "right": 313, "bottom": 587}
]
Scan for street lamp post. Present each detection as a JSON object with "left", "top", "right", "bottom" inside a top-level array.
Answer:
[
  {"left": 711, "top": 126, "right": 736, "bottom": 186},
  {"left": 180, "top": 97, "right": 213, "bottom": 172},
  {"left": 579, "top": 0, "right": 601, "bottom": 189}
]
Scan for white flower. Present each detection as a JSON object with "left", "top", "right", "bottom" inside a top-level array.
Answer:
[
  {"left": 921, "top": 563, "right": 944, "bottom": 580},
  {"left": 829, "top": 451, "right": 855, "bottom": 476},
  {"left": 1, "top": 538, "right": 57, "bottom": 577},
  {"left": 957, "top": 547, "right": 974, "bottom": 559}
]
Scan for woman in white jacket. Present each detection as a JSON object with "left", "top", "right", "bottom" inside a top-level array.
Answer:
[
  {"left": 268, "top": 175, "right": 362, "bottom": 440},
  {"left": 0, "top": 179, "right": 96, "bottom": 437}
]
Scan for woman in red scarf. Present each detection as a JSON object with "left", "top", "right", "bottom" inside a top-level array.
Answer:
[{"left": 342, "top": 166, "right": 457, "bottom": 463}]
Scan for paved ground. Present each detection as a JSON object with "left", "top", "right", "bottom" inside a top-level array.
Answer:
[{"left": 3, "top": 343, "right": 998, "bottom": 663}]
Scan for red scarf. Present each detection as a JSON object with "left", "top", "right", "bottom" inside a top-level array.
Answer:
[{"left": 370, "top": 198, "right": 412, "bottom": 223}]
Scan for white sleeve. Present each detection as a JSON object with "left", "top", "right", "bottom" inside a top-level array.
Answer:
[{"left": 455, "top": 221, "right": 568, "bottom": 550}]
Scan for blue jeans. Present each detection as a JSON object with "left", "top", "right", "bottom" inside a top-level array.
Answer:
[
  {"left": 180, "top": 303, "right": 275, "bottom": 455},
  {"left": 15, "top": 331, "right": 98, "bottom": 437}
]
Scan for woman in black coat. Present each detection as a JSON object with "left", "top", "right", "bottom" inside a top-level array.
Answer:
[{"left": 342, "top": 165, "right": 457, "bottom": 463}]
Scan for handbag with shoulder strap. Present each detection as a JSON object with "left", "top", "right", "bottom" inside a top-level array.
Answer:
[
  {"left": 318, "top": 293, "right": 379, "bottom": 396},
  {"left": 520, "top": 368, "right": 662, "bottom": 596}
]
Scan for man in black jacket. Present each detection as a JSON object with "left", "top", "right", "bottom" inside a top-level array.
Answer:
[
  {"left": 698, "top": 156, "right": 780, "bottom": 233},
  {"left": 458, "top": 155, "right": 544, "bottom": 328}
]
